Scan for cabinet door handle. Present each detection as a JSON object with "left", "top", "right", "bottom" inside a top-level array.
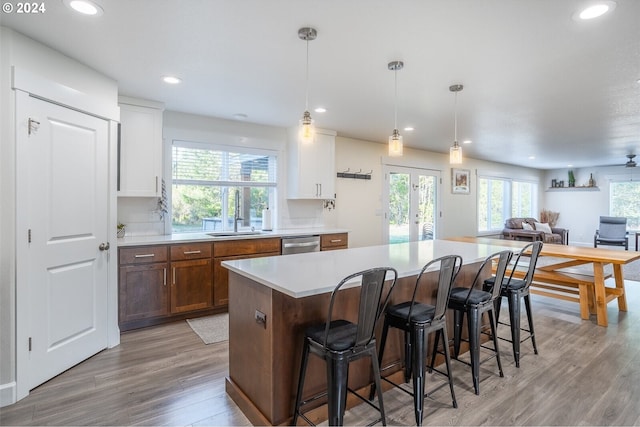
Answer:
[
  {"left": 319, "top": 183, "right": 322, "bottom": 196},
  {"left": 163, "top": 268, "right": 167, "bottom": 286},
  {"left": 155, "top": 176, "right": 158, "bottom": 193},
  {"left": 183, "top": 250, "right": 201, "bottom": 255},
  {"left": 330, "top": 239, "right": 342, "bottom": 243},
  {"left": 172, "top": 267, "right": 176, "bottom": 285},
  {"left": 134, "top": 254, "right": 155, "bottom": 258}
]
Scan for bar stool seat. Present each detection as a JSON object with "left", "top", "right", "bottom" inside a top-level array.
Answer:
[
  {"left": 292, "top": 267, "right": 398, "bottom": 427},
  {"left": 484, "top": 241, "right": 543, "bottom": 367},
  {"left": 447, "top": 250, "right": 513, "bottom": 395},
  {"left": 374, "top": 255, "right": 462, "bottom": 426}
]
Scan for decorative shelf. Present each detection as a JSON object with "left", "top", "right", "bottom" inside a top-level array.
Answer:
[{"left": 546, "top": 186, "right": 599, "bottom": 192}]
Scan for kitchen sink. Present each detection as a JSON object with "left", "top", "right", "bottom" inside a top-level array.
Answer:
[{"left": 207, "top": 231, "right": 263, "bottom": 237}]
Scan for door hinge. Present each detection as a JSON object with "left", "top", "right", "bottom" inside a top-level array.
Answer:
[
  {"left": 28, "top": 118, "right": 40, "bottom": 135},
  {"left": 28, "top": 337, "right": 32, "bottom": 351},
  {"left": 28, "top": 229, "right": 31, "bottom": 243}
]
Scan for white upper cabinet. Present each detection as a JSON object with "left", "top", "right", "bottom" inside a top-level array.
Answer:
[
  {"left": 287, "top": 128, "right": 336, "bottom": 199},
  {"left": 118, "top": 97, "right": 164, "bottom": 197}
]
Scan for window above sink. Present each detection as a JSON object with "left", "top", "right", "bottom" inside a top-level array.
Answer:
[{"left": 171, "top": 140, "right": 277, "bottom": 234}]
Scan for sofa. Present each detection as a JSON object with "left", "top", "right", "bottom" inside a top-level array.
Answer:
[{"left": 502, "top": 217, "right": 568, "bottom": 244}]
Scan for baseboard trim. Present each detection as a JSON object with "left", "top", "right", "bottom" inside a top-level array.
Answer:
[{"left": 0, "top": 381, "right": 17, "bottom": 407}]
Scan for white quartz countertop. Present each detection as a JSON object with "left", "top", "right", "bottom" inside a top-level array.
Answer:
[
  {"left": 222, "top": 239, "right": 518, "bottom": 298},
  {"left": 117, "top": 227, "right": 349, "bottom": 247}
]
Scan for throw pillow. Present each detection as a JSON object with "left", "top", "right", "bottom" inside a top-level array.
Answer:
[
  {"left": 522, "top": 222, "right": 534, "bottom": 230},
  {"left": 534, "top": 222, "right": 553, "bottom": 234}
]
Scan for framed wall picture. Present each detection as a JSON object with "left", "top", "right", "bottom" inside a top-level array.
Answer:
[{"left": 452, "top": 168, "right": 470, "bottom": 194}]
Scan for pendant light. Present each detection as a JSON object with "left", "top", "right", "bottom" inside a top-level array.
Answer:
[
  {"left": 388, "top": 61, "right": 404, "bottom": 157},
  {"left": 449, "top": 84, "right": 464, "bottom": 164},
  {"left": 298, "top": 27, "right": 317, "bottom": 143}
]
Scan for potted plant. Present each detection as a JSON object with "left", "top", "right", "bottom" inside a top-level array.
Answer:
[
  {"left": 117, "top": 223, "right": 126, "bottom": 238},
  {"left": 568, "top": 170, "right": 576, "bottom": 187}
]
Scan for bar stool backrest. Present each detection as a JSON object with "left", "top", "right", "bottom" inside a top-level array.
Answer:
[
  {"left": 513, "top": 241, "right": 543, "bottom": 288},
  {"left": 464, "top": 250, "right": 513, "bottom": 305},
  {"left": 408, "top": 255, "right": 463, "bottom": 323},
  {"left": 324, "top": 267, "right": 398, "bottom": 352}
]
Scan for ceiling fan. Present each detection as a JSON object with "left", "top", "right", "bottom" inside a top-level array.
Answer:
[{"left": 625, "top": 154, "right": 637, "bottom": 167}]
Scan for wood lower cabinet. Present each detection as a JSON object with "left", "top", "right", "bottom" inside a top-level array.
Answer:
[
  {"left": 118, "top": 245, "right": 169, "bottom": 325},
  {"left": 213, "top": 238, "right": 281, "bottom": 307},
  {"left": 171, "top": 258, "right": 213, "bottom": 313},
  {"left": 169, "top": 242, "right": 213, "bottom": 313},
  {"left": 320, "top": 232, "right": 348, "bottom": 250},
  {"left": 118, "top": 234, "right": 346, "bottom": 330}
]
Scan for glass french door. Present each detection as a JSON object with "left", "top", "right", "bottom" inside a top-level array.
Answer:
[{"left": 383, "top": 165, "right": 439, "bottom": 244}]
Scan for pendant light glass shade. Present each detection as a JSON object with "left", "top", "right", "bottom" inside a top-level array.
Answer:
[
  {"left": 388, "top": 61, "right": 404, "bottom": 157},
  {"left": 389, "top": 128, "right": 403, "bottom": 157},
  {"left": 450, "top": 141, "right": 462, "bottom": 164},
  {"left": 449, "top": 84, "right": 464, "bottom": 164},
  {"left": 299, "top": 110, "right": 314, "bottom": 144},
  {"left": 298, "top": 27, "right": 317, "bottom": 143}
]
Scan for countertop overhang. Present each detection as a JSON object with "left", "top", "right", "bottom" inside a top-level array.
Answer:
[{"left": 223, "top": 239, "right": 517, "bottom": 298}]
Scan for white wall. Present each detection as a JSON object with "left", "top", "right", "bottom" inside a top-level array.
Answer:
[
  {"left": 543, "top": 166, "right": 636, "bottom": 245},
  {"left": 0, "top": 26, "right": 119, "bottom": 406},
  {"left": 334, "top": 136, "right": 545, "bottom": 248}
]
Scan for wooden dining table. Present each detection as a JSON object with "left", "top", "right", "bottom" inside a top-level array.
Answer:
[{"left": 448, "top": 237, "right": 640, "bottom": 327}]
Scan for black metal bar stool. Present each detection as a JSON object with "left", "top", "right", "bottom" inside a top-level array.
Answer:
[
  {"left": 446, "top": 250, "right": 512, "bottom": 395},
  {"left": 484, "top": 241, "right": 542, "bottom": 367},
  {"left": 292, "top": 267, "right": 398, "bottom": 426},
  {"left": 373, "top": 255, "right": 462, "bottom": 426}
]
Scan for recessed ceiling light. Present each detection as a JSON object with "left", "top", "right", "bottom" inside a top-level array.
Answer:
[
  {"left": 463, "top": 140, "right": 472, "bottom": 144},
  {"left": 314, "top": 107, "right": 326, "bottom": 113},
  {"left": 567, "top": 164, "right": 573, "bottom": 167},
  {"left": 529, "top": 156, "right": 536, "bottom": 160},
  {"left": 404, "top": 127, "right": 414, "bottom": 132},
  {"left": 232, "top": 113, "right": 248, "bottom": 121},
  {"left": 574, "top": 1, "right": 616, "bottom": 20},
  {"left": 65, "top": 0, "right": 103, "bottom": 16},
  {"left": 162, "top": 76, "right": 182, "bottom": 84}
]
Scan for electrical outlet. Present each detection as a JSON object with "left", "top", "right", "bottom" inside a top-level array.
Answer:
[{"left": 255, "top": 310, "right": 267, "bottom": 328}]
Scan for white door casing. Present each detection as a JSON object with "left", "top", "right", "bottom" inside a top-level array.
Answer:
[
  {"left": 383, "top": 164, "right": 441, "bottom": 244},
  {"left": 16, "top": 92, "right": 109, "bottom": 390}
]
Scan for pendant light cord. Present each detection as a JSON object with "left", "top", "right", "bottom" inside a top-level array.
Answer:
[
  {"left": 305, "top": 37, "right": 310, "bottom": 111},
  {"left": 454, "top": 90, "right": 458, "bottom": 144},
  {"left": 394, "top": 68, "right": 398, "bottom": 130}
]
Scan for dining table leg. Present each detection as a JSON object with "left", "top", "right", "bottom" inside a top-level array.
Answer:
[
  {"left": 612, "top": 264, "right": 628, "bottom": 312},
  {"left": 593, "top": 262, "right": 608, "bottom": 327}
]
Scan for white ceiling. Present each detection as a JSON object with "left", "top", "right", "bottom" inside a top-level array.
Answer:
[{"left": 2, "top": 0, "right": 639, "bottom": 169}]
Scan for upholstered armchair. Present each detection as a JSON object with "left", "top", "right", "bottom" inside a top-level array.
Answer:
[
  {"left": 502, "top": 217, "right": 569, "bottom": 244},
  {"left": 594, "top": 216, "right": 628, "bottom": 250}
]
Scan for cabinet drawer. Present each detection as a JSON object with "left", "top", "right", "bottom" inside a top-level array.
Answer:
[
  {"left": 119, "top": 245, "right": 168, "bottom": 265},
  {"left": 213, "top": 238, "right": 281, "bottom": 257},
  {"left": 321, "top": 233, "right": 348, "bottom": 250},
  {"left": 170, "top": 242, "right": 212, "bottom": 261}
]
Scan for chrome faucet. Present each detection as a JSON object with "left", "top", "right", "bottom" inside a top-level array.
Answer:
[{"left": 233, "top": 189, "right": 242, "bottom": 232}]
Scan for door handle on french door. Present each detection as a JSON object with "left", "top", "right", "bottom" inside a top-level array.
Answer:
[{"left": 99, "top": 242, "right": 110, "bottom": 251}]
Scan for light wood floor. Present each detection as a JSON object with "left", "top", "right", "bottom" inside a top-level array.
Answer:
[{"left": 3, "top": 279, "right": 640, "bottom": 426}]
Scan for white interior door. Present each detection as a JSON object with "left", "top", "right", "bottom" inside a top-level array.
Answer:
[
  {"left": 18, "top": 93, "right": 109, "bottom": 390},
  {"left": 383, "top": 165, "right": 440, "bottom": 243}
]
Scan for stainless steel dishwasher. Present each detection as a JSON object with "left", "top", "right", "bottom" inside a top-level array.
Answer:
[{"left": 281, "top": 235, "right": 321, "bottom": 255}]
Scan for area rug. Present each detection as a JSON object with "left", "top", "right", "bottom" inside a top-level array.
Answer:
[{"left": 186, "top": 313, "right": 229, "bottom": 344}]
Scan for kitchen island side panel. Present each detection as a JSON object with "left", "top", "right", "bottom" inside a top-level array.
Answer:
[{"left": 227, "top": 271, "right": 274, "bottom": 422}]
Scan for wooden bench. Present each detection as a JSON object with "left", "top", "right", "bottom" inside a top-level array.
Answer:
[{"left": 507, "top": 266, "right": 617, "bottom": 320}]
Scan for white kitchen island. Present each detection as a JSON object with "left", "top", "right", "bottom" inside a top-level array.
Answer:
[{"left": 222, "top": 239, "right": 515, "bottom": 426}]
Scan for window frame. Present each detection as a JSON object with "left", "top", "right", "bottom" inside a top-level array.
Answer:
[
  {"left": 169, "top": 139, "right": 278, "bottom": 234},
  {"left": 477, "top": 173, "right": 538, "bottom": 234}
]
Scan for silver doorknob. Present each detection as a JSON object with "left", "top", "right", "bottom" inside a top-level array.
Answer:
[{"left": 99, "top": 242, "right": 110, "bottom": 251}]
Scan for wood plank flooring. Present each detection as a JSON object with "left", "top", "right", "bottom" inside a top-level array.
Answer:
[{"left": 2, "top": 278, "right": 640, "bottom": 426}]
